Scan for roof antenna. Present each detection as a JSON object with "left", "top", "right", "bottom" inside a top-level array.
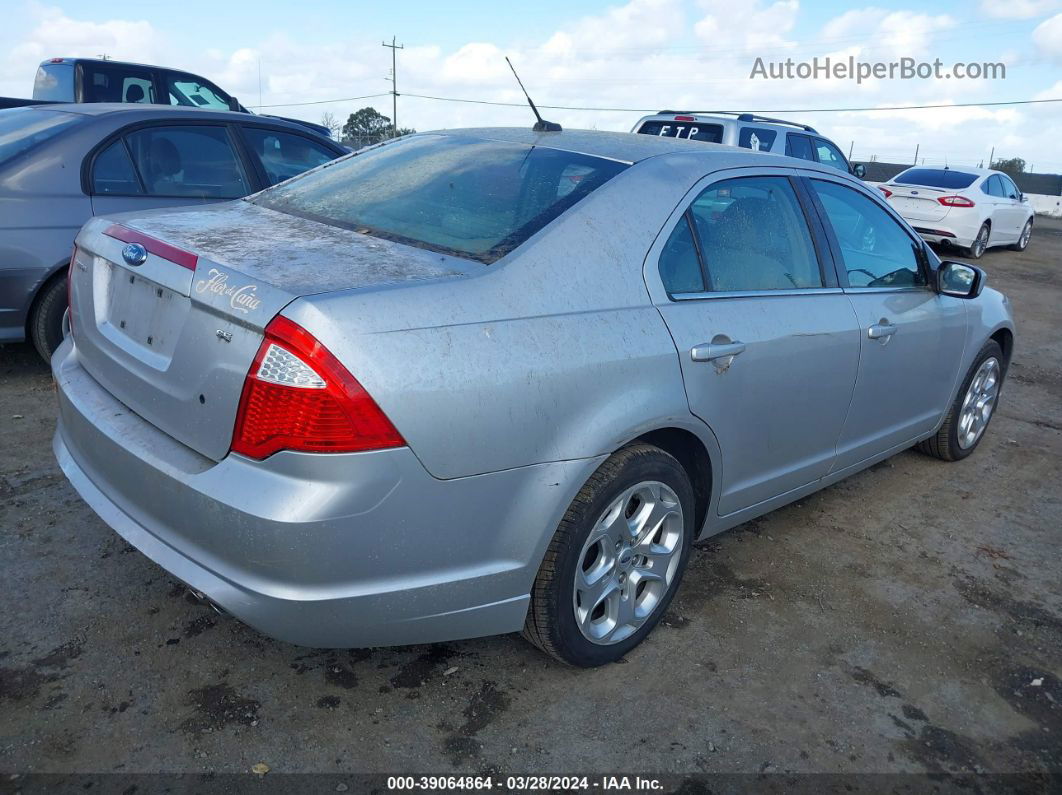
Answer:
[{"left": 505, "top": 57, "right": 562, "bottom": 132}]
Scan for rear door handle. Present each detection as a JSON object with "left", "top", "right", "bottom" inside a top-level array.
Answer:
[
  {"left": 691, "top": 341, "right": 746, "bottom": 362},
  {"left": 867, "top": 322, "right": 896, "bottom": 340}
]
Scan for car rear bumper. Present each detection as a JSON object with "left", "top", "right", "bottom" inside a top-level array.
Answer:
[
  {"left": 53, "top": 338, "right": 601, "bottom": 647},
  {"left": 898, "top": 214, "right": 982, "bottom": 249}
]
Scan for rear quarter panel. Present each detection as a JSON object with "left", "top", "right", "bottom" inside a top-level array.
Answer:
[
  {"left": 0, "top": 127, "right": 91, "bottom": 335},
  {"left": 286, "top": 157, "right": 710, "bottom": 479}
]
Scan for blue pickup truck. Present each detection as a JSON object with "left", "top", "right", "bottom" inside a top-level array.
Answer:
[{"left": 0, "top": 57, "right": 331, "bottom": 139}]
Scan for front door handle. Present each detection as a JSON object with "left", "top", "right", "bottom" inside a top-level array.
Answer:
[
  {"left": 867, "top": 322, "right": 896, "bottom": 340},
  {"left": 691, "top": 340, "right": 746, "bottom": 362}
]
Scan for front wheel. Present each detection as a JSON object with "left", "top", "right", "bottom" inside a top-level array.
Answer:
[
  {"left": 916, "top": 340, "right": 1004, "bottom": 461},
  {"left": 1008, "top": 220, "right": 1032, "bottom": 252},
  {"left": 523, "top": 444, "right": 694, "bottom": 666},
  {"left": 967, "top": 222, "right": 989, "bottom": 259}
]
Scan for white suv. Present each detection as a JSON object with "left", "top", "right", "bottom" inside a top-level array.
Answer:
[{"left": 631, "top": 111, "right": 866, "bottom": 178}]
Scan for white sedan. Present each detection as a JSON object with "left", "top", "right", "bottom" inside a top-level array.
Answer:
[{"left": 877, "top": 167, "right": 1034, "bottom": 258}]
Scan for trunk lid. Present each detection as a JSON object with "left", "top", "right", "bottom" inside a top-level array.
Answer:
[
  {"left": 69, "top": 201, "right": 473, "bottom": 461},
  {"left": 885, "top": 184, "right": 951, "bottom": 222}
]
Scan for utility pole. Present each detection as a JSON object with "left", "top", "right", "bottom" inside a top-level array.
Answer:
[
  {"left": 382, "top": 36, "right": 404, "bottom": 138},
  {"left": 989, "top": 146, "right": 995, "bottom": 168},
  {"left": 848, "top": 141, "right": 854, "bottom": 160},
  {"left": 913, "top": 144, "right": 919, "bottom": 166}
]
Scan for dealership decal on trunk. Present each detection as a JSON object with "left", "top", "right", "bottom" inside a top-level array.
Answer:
[{"left": 194, "top": 269, "right": 263, "bottom": 314}]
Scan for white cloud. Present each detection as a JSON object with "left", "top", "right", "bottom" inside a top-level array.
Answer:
[
  {"left": 979, "top": 0, "right": 1060, "bottom": 20},
  {"left": 694, "top": 0, "right": 799, "bottom": 52},
  {"left": 1033, "top": 12, "right": 1062, "bottom": 60}
]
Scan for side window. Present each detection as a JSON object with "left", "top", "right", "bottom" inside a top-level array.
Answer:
[
  {"left": 242, "top": 127, "right": 338, "bottom": 186},
  {"left": 1000, "top": 175, "right": 1019, "bottom": 199},
  {"left": 811, "top": 179, "right": 926, "bottom": 288},
  {"left": 983, "top": 175, "right": 1004, "bottom": 197},
  {"left": 82, "top": 66, "right": 154, "bottom": 103},
  {"left": 738, "top": 127, "right": 777, "bottom": 152},
  {"left": 814, "top": 139, "right": 849, "bottom": 172},
  {"left": 165, "top": 75, "right": 232, "bottom": 110},
  {"left": 684, "top": 176, "right": 822, "bottom": 292},
  {"left": 785, "top": 134, "right": 814, "bottom": 161},
  {"left": 90, "top": 140, "right": 142, "bottom": 194},
  {"left": 658, "top": 215, "right": 706, "bottom": 295},
  {"left": 124, "top": 126, "right": 248, "bottom": 198}
]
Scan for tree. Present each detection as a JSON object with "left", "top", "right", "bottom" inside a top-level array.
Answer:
[
  {"left": 340, "top": 107, "right": 415, "bottom": 148},
  {"left": 991, "top": 157, "right": 1026, "bottom": 176},
  {"left": 320, "top": 111, "right": 342, "bottom": 139}
]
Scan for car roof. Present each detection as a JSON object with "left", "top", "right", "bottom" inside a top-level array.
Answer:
[
  {"left": 424, "top": 127, "right": 749, "bottom": 164},
  {"left": 18, "top": 103, "right": 330, "bottom": 136},
  {"left": 894, "top": 165, "right": 995, "bottom": 178}
]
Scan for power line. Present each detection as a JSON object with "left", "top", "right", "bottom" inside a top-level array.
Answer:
[
  {"left": 247, "top": 93, "right": 390, "bottom": 109},
  {"left": 246, "top": 90, "right": 1062, "bottom": 116},
  {"left": 399, "top": 92, "right": 1062, "bottom": 114}
]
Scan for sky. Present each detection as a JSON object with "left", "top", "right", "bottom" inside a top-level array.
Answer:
[{"left": 3, "top": 0, "right": 1062, "bottom": 171}]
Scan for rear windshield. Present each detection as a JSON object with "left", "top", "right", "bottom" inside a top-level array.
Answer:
[
  {"left": 253, "top": 134, "right": 629, "bottom": 263},
  {"left": 893, "top": 168, "right": 978, "bottom": 189},
  {"left": 636, "top": 120, "right": 723, "bottom": 144},
  {"left": 32, "top": 63, "right": 75, "bottom": 101},
  {"left": 0, "top": 107, "right": 81, "bottom": 167}
]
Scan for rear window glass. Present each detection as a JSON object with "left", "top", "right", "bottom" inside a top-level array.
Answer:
[
  {"left": 893, "top": 168, "right": 978, "bottom": 189},
  {"left": 32, "top": 63, "right": 75, "bottom": 101},
  {"left": 0, "top": 107, "right": 81, "bottom": 167},
  {"left": 254, "top": 135, "right": 629, "bottom": 263},
  {"left": 636, "top": 121, "right": 723, "bottom": 144}
]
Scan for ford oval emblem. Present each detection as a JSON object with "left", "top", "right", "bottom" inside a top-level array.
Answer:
[{"left": 122, "top": 242, "right": 148, "bottom": 267}]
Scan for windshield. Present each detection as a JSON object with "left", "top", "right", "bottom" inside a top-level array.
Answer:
[
  {"left": 0, "top": 107, "right": 81, "bottom": 167},
  {"left": 253, "top": 135, "right": 629, "bottom": 263},
  {"left": 893, "top": 168, "right": 978, "bottom": 189}
]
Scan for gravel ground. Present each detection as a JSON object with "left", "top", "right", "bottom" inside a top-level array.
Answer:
[{"left": 1, "top": 219, "right": 1059, "bottom": 781}]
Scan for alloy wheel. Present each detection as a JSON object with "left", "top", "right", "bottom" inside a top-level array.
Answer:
[
  {"left": 958, "top": 357, "right": 1000, "bottom": 449},
  {"left": 572, "top": 481, "right": 684, "bottom": 645}
]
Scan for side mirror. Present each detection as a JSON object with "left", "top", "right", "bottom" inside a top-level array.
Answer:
[
  {"left": 852, "top": 163, "right": 867, "bottom": 179},
  {"left": 938, "top": 261, "right": 986, "bottom": 299}
]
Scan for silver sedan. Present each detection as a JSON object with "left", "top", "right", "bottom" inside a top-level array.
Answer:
[{"left": 53, "top": 128, "right": 1014, "bottom": 666}]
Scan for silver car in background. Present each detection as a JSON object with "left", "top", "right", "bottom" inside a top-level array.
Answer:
[
  {"left": 0, "top": 104, "right": 344, "bottom": 360},
  {"left": 53, "top": 129, "right": 1014, "bottom": 666}
]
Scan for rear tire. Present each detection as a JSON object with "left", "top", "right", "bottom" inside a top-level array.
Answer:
[
  {"left": 29, "top": 275, "right": 68, "bottom": 363},
  {"left": 1008, "top": 220, "right": 1032, "bottom": 251},
  {"left": 966, "top": 222, "right": 989, "bottom": 259},
  {"left": 523, "top": 444, "right": 694, "bottom": 667},
  {"left": 916, "top": 341, "right": 1004, "bottom": 461}
]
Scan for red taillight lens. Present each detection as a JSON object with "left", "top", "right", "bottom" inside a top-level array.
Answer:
[
  {"left": 673, "top": 115, "right": 696, "bottom": 121},
  {"left": 938, "top": 195, "right": 975, "bottom": 207},
  {"left": 878, "top": 186, "right": 893, "bottom": 198},
  {"left": 231, "top": 316, "right": 404, "bottom": 459}
]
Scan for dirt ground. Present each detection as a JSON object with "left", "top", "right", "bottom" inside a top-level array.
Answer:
[{"left": 1, "top": 218, "right": 1059, "bottom": 783}]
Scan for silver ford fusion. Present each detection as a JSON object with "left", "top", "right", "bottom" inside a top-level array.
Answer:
[{"left": 53, "top": 128, "right": 1014, "bottom": 666}]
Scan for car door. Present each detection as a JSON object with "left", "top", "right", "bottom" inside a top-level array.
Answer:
[
  {"left": 997, "top": 174, "right": 1027, "bottom": 240},
  {"left": 806, "top": 176, "right": 967, "bottom": 471},
  {"left": 649, "top": 169, "right": 860, "bottom": 515},
  {"left": 88, "top": 122, "right": 256, "bottom": 216},
  {"left": 237, "top": 125, "right": 341, "bottom": 187}
]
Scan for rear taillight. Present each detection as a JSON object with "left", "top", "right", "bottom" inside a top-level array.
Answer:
[
  {"left": 673, "top": 115, "right": 696, "bottom": 121},
  {"left": 938, "top": 195, "right": 975, "bottom": 207},
  {"left": 231, "top": 316, "right": 404, "bottom": 460},
  {"left": 878, "top": 186, "right": 893, "bottom": 198}
]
